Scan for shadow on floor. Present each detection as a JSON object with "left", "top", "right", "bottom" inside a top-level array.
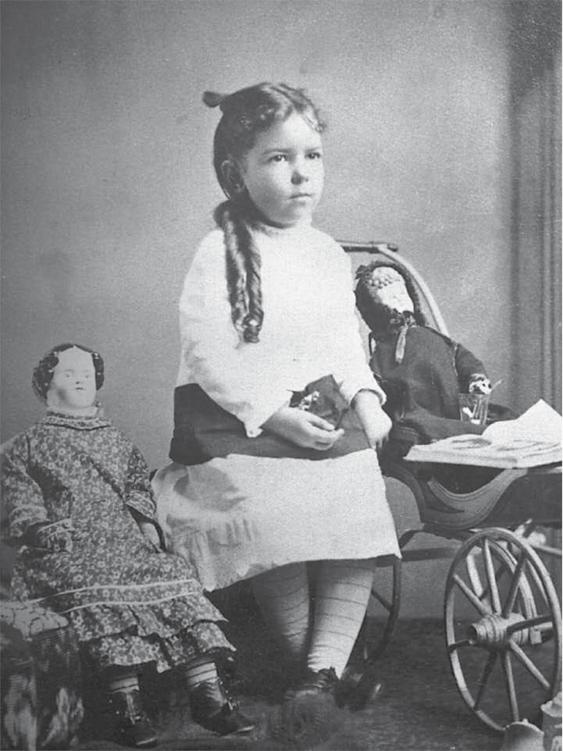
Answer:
[{"left": 78, "top": 609, "right": 503, "bottom": 751}]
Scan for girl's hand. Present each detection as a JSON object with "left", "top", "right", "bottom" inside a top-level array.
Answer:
[
  {"left": 138, "top": 521, "right": 162, "bottom": 550},
  {"left": 352, "top": 390, "right": 392, "bottom": 449},
  {"left": 262, "top": 406, "right": 344, "bottom": 451}
]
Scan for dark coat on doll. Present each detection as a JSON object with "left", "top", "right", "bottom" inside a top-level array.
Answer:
[
  {"left": 355, "top": 260, "right": 511, "bottom": 458},
  {"left": 371, "top": 325, "right": 487, "bottom": 444}
]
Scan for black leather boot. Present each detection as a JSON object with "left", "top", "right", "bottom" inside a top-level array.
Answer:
[
  {"left": 286, "top": 667, "right": 339, "bottom": 700},
  {"left": 189, "top": 676, "right": 255, "bottom": 735},
  {"left": 108, "top": 687, "right": 158, "bottom": 748},
  {"left": 273, "top": 668, "right": 341, "bottom": 747}
]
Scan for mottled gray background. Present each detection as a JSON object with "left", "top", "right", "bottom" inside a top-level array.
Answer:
[{"left": 2, "top": 0, "right": 560, "bottom": 616}]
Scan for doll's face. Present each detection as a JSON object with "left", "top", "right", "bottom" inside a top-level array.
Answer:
[
  {"left": 370, "top": 268, "right": 414, "bottom": 314},
  {"left": 46, "top": 347, "right": 97, "bottom": 410}
]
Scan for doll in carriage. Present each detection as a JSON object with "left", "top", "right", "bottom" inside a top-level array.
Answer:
[
  {"left": 349, "top": 251, "right": 561, "bottom": 735},
  {"left": 353, "top": 259, "right": 516, "bottom": 447},
  {"left": 354, "top": 258, "right": 517, "bottom": 493}
]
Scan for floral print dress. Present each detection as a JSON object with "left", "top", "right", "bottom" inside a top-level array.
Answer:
[{"left": 2, "top": 410, "right": 232, "bottom": 674}]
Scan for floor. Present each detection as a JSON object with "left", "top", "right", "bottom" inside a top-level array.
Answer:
[{"left": 78, "top": 616, "right": 505, "bottom": 751}]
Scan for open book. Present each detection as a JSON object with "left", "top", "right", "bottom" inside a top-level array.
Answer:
[{"left": 404, "top": 400, "right": 562, "bottom": 469}]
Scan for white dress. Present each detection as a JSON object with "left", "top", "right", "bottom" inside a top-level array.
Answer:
[{"left": 152, "top": 222, "right": 400, "bottom": 591}]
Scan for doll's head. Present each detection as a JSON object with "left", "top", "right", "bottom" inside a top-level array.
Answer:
[
  {"left": 202, "top": 83, "right": 325, "bottom": 344},
  {"left": 32, "top": 343, "right": 104, "bottom": 409},
  {"left": 355, "top": 260, "right": 428, "bottom": 337}
]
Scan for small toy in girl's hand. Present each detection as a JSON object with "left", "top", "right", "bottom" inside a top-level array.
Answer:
[
  {"left": 355, "top": 261, "right": 512, "bottom": 451},
  {"left": 294, "top": 390, "right": 321, "bottom": 412},
  {"left": 2, "top": 343, "right": 254, "bottom": 748}
]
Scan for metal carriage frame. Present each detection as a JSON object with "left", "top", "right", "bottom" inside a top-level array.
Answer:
[{"left": 341, "top": 241, "right": 562, "bottom": 733}]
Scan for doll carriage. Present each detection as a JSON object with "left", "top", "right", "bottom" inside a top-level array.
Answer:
[{"left": 340, "top": 241, "right": 562, "bottom": 734}]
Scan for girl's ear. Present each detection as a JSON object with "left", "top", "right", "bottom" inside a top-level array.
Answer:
[{"left": 220, "top": 160, "right": 245, "bottom": 196}]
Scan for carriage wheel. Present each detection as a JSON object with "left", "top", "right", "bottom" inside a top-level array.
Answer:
[{"left": 444, "top": 528, "right": 561, "bottom": 732}]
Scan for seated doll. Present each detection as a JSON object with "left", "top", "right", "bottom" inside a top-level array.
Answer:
[
  {"left": 1, "top": 343, "right": 254, "bottom": 749},
  {"left": 354, "top": 261, "right": 511, "bottom": 460}
]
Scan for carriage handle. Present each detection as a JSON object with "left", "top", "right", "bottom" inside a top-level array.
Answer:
[{"left": 339, "top": 241, "right": 450, "bottom": 337}]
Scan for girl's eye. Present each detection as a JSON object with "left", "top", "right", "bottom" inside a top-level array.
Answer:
[
  {"left": 307, "top": 151, "right": 323, "bottom": 160},
  {"left": 269, "top": 154, "right": 287, "bottom": 163}
]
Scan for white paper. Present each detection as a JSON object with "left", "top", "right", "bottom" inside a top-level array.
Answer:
[{"left": 483, "top": 399, "right": 562, "bottom": 446}]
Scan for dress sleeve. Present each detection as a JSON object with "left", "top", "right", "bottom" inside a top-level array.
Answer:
[
  {"left": 2, "top": 435, "right": 49, "bottom": 541},
  {"left": 326, "top": 247, "right": 387, "bottom": 405},
  {"left": 124, "top": 444, "right": 157, "bottom": 521},
  {"left": 178, "top": 233, "right": 291, "bottom": 436}
]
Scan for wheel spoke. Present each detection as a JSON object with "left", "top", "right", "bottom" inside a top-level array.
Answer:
[
  {"left": 474, "top": 650, "right": 498, "bottom": 711},
  {"left": 507, "top": 613, "right": 553, "bottom": 634},
  {"left": 508, "top": 640, "right": 550, "bottom": 690},
  {"left": 447, "top": 638, "right": 473, "bottom": 653},
  {"left": 502, "top": 553, "right": 527, "bottom": 618},
  {"left": 452, "top": 573, "right": 490, "bottom": 616},
  {"left": 466, "top": 552, "right": 487, "bottom": 603},
  {"left": 482, "top": 539, "right": 502, "bottom": 613},
  {"left": 501, "top": 651, "right": 519, "bottom": 721}
]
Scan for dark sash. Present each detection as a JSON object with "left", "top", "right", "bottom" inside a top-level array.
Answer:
[{"left": 169, "top": 375, "right": 370, "bottom": 465}]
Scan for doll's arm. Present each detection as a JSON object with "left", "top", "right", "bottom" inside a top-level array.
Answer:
[
  {"left": 124, "top": 445, "right": 164, "bottom": 549},
  {"left": 2, "top": 436, "right": 49, "bottom": 542},
  {"left": 124, "top": 445, "right": 156, "bottom": 520},
  {"left": 454, "top": 343, "right": 491, "bottom": 393}
]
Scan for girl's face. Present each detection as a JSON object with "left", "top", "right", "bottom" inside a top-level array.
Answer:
[
  {"left": 239, "top": 112, "right": 324, "bottom": 228},
  {"left": 46, "top": 347, "right": 97, "bottom": 410}
]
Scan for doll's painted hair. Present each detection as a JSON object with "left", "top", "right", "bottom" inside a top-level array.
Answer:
[
  {"left": 355, "top": 260, "right": 428, "bottom": 338},
  {"left": 32, "top": 343, "right": 104, "bottom": 401},
  {"left": 203, "top": 82, "right": 325, "bottom": 342}
]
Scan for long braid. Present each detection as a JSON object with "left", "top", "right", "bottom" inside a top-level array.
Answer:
[
  {"left": 214, "top": 200, "right": 263, "bottom": 343},
  {"left": 204, "top": 82, "right": 324, "bottom": 343}
]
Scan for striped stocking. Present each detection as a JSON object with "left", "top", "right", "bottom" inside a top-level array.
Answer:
[
  {"left": 252, "top": 562, "right": 311, "bottom": 660},
  {"left": 307, "top": 558, "right": 375, "bottom": 677}
]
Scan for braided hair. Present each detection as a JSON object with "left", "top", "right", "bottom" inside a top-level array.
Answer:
[
  {"left": 203, "top": 83, "right": 325, "bottom": 343},
  {"left": 32, "top": 343, "right": 104, "bottom": 401}
]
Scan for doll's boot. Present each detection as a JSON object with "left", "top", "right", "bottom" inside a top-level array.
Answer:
[
  {"left": 189, "top": 676, "right": 255, "bottom": 735},
  {"left": 108, "top": 687, "right": 157, "bottom": 748}
]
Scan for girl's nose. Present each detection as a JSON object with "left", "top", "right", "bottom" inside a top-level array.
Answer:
[
  {"left": 291, "top": 168, "right": 308, "bottom": 185},
  {"left": 291, "top": 158, "right": 309, "bottom": 184}
]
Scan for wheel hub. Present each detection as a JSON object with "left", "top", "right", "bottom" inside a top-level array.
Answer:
[{"left": 467, "top": 612, "right": 528, "bottom": 648}]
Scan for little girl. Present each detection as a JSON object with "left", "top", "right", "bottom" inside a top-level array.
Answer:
[
  {"left": 2, "top": 343, "right": 254, "bottom": 749},
  {"left": 153, "top": 83, "right": 400, "bottom": 715}
]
